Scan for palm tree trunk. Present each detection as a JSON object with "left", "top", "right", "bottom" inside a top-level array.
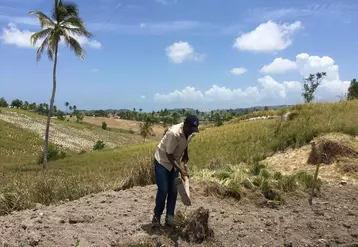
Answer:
[{"left": 43, "top": 44, "right": 59, "bottom": 169}]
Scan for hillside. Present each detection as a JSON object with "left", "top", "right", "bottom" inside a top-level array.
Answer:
[
  {"left": 0, "top": 109, "right": 147, "bottom": 156},
  {"left": 1, "top": 101, "right": 358, "bottom": 246}
]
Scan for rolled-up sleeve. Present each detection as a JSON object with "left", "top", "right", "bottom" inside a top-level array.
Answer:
[{"left": 163, "top": 131, "right": 177, "bottom": 154}]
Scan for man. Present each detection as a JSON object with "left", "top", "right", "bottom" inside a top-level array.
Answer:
[{"left": 152, "top": 114, "right": 200, "bottom": 227}]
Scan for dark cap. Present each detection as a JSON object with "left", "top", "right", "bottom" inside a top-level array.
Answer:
[{"left": 184, "top": 114, "right": 199, "bottom": 133}]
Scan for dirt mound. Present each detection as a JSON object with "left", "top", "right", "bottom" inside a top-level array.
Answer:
[
  {"left": 308, "top": 134, "right": 358, "bottom": 165},
  {"left": 0, "top": 182, "right": 358, "bottom": 247},
  {"left": 265, "top": 133, "right": 358, "bottom": 184},
  {"left": 182, "top": 207, "right": 214, "bottom": 243}
]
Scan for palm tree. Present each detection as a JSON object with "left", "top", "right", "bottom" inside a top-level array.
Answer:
[
  {"left": 139, "top": 118, "right": 154, "bottom": 142},
  {"left": 73, "top": 105, "right": 77, "bottom": 112},
  {"left": 65, "top": 102, "right": 69, "bottom": 113},
  {"left": 29, "top": 0, "right": 92, "bottom": 168}
]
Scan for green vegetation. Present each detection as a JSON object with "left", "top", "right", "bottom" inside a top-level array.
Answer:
[
  {"left": 101, "top": 121, "right": 107, "bottom": 130},
  {"left": 0, "top": 97, "right": 8, "bottom": 108},
  {"left": 348, "top": 78, "right": 358, "bottom": 100},
  {"left": 0, "top": 120, "right": 43, "bottom": 165},
  {"left": 139, "top": 118, "right": 154, "bottom": 141},
  {"left": 302, "top": 72, "right": 326, "bottom": 103},
  {"left": 37, "top": 145, "right": 66, "bottom": 164},
  {"left": 29, "top": 0, "right": 92, "bottom": 169},
  {"left": 1, "top": 101, "right": 358, "bottom": 215},
  {"left": 93, "top": 140, "right": 105, "bottom": 151}
]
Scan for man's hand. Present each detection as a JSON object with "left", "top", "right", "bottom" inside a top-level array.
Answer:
[{"left": 179, "top": 167, "right": 189, "bottom": 178}]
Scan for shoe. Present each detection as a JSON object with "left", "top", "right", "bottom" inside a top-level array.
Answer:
[{"left": 151, "top": 215, "right": 161, "bottom": 227}]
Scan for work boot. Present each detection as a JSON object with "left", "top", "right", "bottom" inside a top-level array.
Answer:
[{"left": 151, "top": 215, "right": 161, "bottom": 228}]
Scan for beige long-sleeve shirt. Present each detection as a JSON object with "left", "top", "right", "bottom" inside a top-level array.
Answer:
[{"left": 154, "top": 123, "right": 194, "bottom": 171}]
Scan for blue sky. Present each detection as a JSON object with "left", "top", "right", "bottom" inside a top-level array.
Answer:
[{"left": 0, "top": 0, "right": 357, "bottom": 111}]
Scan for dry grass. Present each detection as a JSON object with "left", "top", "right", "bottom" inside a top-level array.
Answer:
[
  {"left": 83, "top": 116, "right": 164, "bottom": 137},
  {"left": 1, "top": 101, "right": 358, "bottom": 214},
  {"left": 230, "top": 109, "right": 286, "bottom": 122}
]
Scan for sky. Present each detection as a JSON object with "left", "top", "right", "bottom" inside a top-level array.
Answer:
[{"left": 0, "top": 0, "right": 357, "bottom": 111}]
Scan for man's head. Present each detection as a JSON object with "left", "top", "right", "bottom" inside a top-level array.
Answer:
[{"left": 183, "top": 114, "right": 199, "bottom": 137}]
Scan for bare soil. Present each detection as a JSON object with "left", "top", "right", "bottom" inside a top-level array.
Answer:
[
  {"left": 83, "top": 117, "right": 165, "bottom": 136},
  {"left": 0, "top": 181, "right": 357, "bottom": 247}
]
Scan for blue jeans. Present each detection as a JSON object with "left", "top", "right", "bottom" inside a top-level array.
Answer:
[{"left": 153, "top": 159, "right": 179, "bottom": 221}]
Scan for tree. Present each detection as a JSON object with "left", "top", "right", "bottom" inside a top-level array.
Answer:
[
  {"left": 65, "top": 102, "right": 69, "bottom": 113},
  {"left": 214, "top": 113, "right": 223, "bottom": 127},
  {"left": 348, "top": 78, "right": 358, "bottom": 100},
  {"left": 11, "top": 99, "right": 23, "bottom": 108},
  {"left": 264, "top": 106, "right": 269, "bottom": 111},
  {"left": 30, "top": 0, "right": 92, "bottom": 169},
  {"left": 139, "top": 118, "right": 154, "bottom": 142},
  {"left": 73, "top": 105, "right": 77, "bottom": 112},
  {"left": 302, "top": 72, "right": 326, "bottom": 103},
  {"left": 29, "top": 102, "right": 37, "bottom": 111},
  {"left": 0, "top": 97, "right": 8, "bottom": 107},
  {"left": 76, "top": 112, "right": 84, "bottom": 122}
]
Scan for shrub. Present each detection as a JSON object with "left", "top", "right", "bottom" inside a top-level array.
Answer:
[
  {"left": 101, "top": 121, "right": 107, "bottom": 130},
  {"left": 37, "top": 145, "right": 66, "bottom": 164},
  {"left": 93, "top": 140, "right": 105, "bottom": 151},
  {"left": 0, "top": 97, "right": 8, "bottom": 108},
  {"left": 56, "top": 110, "right": 66, "bottom": 120}
]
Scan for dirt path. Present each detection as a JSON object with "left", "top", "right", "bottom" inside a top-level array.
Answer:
[{"left": 0, "top": 182, "right": 358, "bottom": 247}]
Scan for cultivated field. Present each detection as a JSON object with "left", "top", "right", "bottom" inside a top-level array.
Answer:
[{"left": 82, "top": 116, "right": 165, "bottom": 136}]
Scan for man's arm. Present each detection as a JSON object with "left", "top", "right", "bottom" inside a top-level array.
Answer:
[
  {"left": 163, "top": 131, "right": 187, "bottom": 177},
  {"left": 182, "top": 147, "right": 189, "bottom": 164},
  {"left": 167, "top": 153, "right": 187, "bottom": 177}
]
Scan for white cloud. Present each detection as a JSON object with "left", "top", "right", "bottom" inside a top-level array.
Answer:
[
  {"left": 153, "top": 76, "right": 302, "bottom": 106},
  {"left": 0, "top": 22, "right": 102, "bottom": 49},
  {"left": 230, "top": 67, "right": 247, "bottom": 75},
  {"left": 153, "top": 52, "right": 350, "bottom": 106},
  {"left": 165, "top": 41, "right": 204, "bottom": 64},
  {"left": 92, "top": 68, "right": 100, "bottom": 73},
  {"left": 154, "top": 86, "right": 204, "bottom": 103},
  {"left": 234, "top": 20, "right": 302, "bottom": 52},
  {"left": 296, "top": 53, "right": 339, "bottom": 81},
  {"left": 140, "top": 95, "right": 146, "bottom": 99},
  {"left": 295, "top": 53, "right": 349, "bottom": 100},
  {"left": 0, "top": 22, "right": 38, "bottom": 48},
  {"left": 74, "top": 35, "right": 102, "bottom": 49},
  {"left": 260, "top": 58, "right": 298, "bottom": 74}
]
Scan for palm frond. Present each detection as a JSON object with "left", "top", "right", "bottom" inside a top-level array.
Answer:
[
  {"left": 63, "top": 26, "right": 92, "bottom": 38},
  {"left": 36, "top": 37, "right": 49, "bottom": 61},
  {"left": 63, "top": 2, "right": 79, "bottom": 17},
  {"left": 29, "top": 11, "right": 55, "bottom": 28},
  {"left": 54, "top": 1, "right": 79, "bottom": 23},
  {"left": 30, "top": 28, "right": 51, "bottom": 46},
  {"left": 48, "top": 33, "right": 60, "bottom": 57},
  {"left": 63, "top": 35, "right": 84, "bottom": 59},
  {"left": 47, "top": 48, "right": 54, "bottom": 61}
]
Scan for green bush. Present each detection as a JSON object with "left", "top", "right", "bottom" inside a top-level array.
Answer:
[
  {"left": 101, "top": 121, "right": 107, "bottom": 130},
  {"left": 93, "top": 140, "right": 105, "bottom": 151},
  {"left": 37, "top": 145, "right": 66, "bottom": 164}
]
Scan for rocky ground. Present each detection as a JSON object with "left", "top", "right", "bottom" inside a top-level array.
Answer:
[{"left": 0, "top": 180, "right": 357, "bottom": 247}]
